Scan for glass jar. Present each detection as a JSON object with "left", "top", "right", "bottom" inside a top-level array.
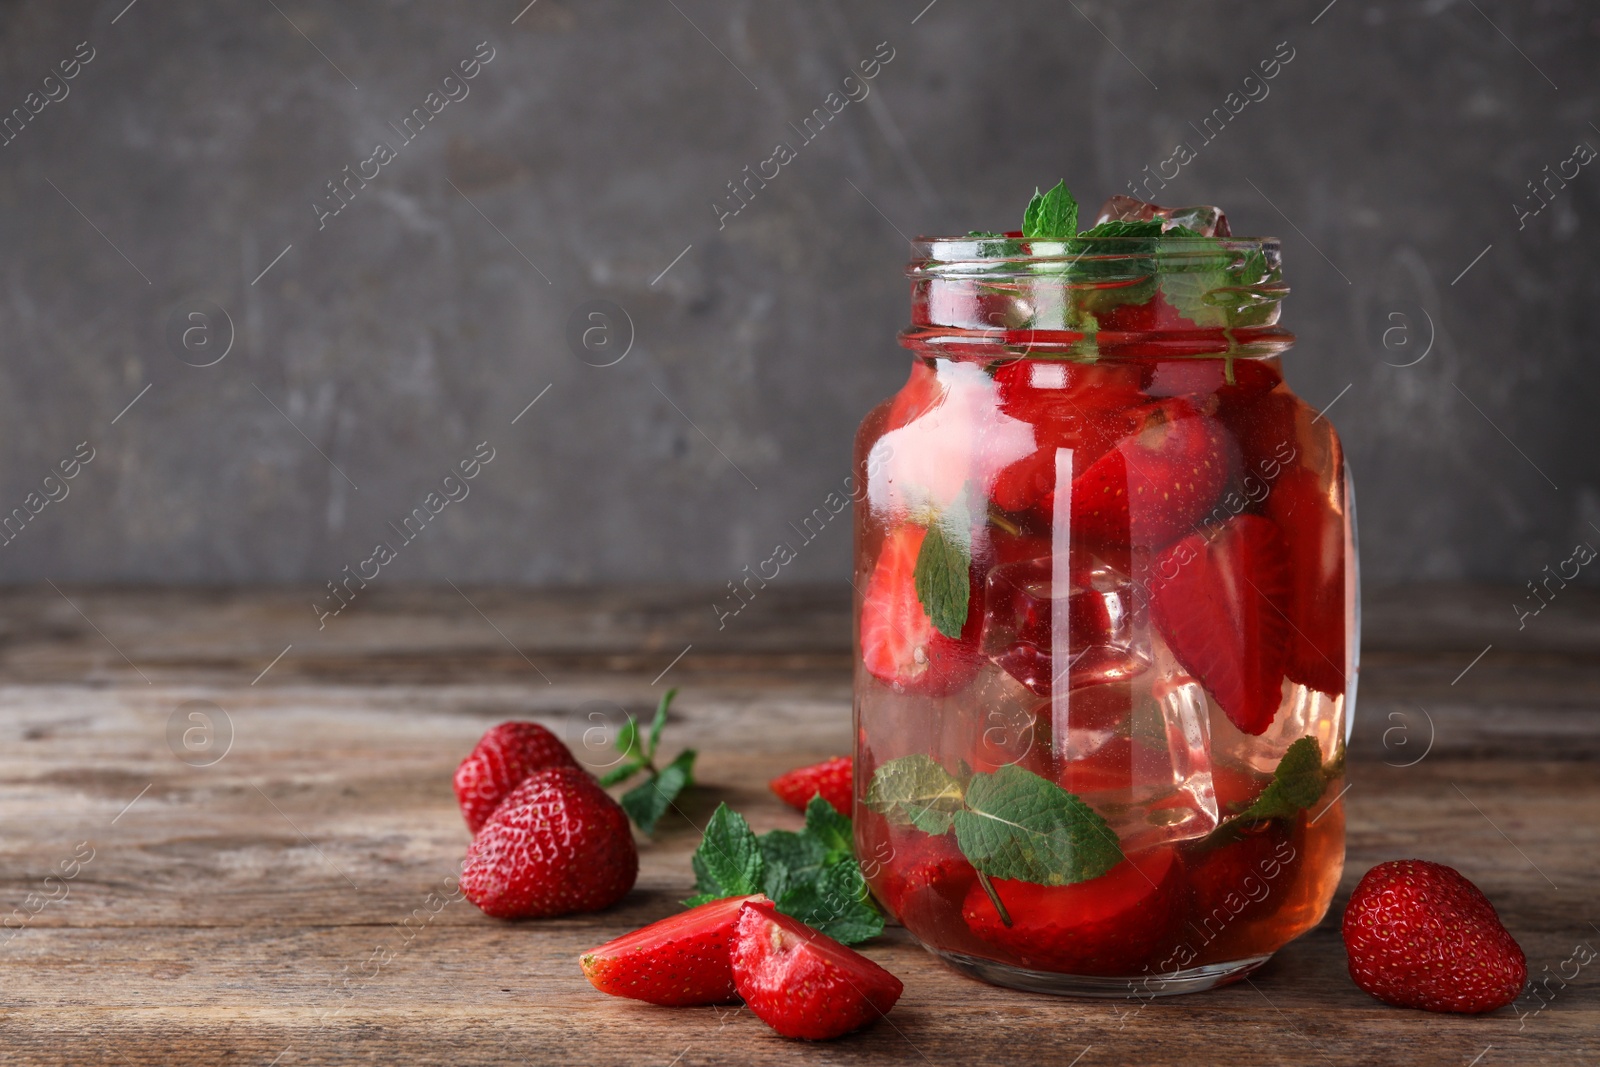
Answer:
[{"left": 852, "top": 229, "right": 1356, "bottom": 997}]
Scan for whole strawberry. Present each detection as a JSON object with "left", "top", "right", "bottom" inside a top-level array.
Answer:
[
  {"left": 461, "top": 767, "right": 637, "bottom": 919},
  {"left": 455, "top": 721, "right": 579, "bottom": 834},
  {"left": 1342, "top": 859, "right": 1526, "bottom": 1013},
  {"left": 769, "top": 756, "right": 853, "bottom": 816}
]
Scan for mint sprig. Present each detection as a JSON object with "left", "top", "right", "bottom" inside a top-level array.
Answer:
[
  {"left": 1022, "top": 180, "right": 1078, "bottom": 240},
  {"left": 600, "top": 688, "right": 698, "bottom": 834},
  {"left": 913, "top": 501, "right": 972, "bottom": 639},
  {"left": 866, "top": 757, "right": 1124, "bottom": 889},
  {"left": 685, "top": 798, "right": 883, "bottom": 944},
  {"left": 1229, "top": 736, "right": 1327, "bottom": 825}
]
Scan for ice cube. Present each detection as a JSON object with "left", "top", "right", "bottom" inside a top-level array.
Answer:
[
  {"left": 1048, "top": 676, "right": 1220, "bottom": 853},
  {"left": 1211, "top": 677, "right": 1347, "bottom": 775},
  {"left": 953, "top": 663, "right": 1053, "bottom": 775},
  {"left": 1094, "top": 196, "right": 1232, "bottom": 238},
  {"left": 981, "top": 553, "right": 1148, "bottom": 699}
]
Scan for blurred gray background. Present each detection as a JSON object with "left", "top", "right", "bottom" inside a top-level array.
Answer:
[{"left": 1, "top": 0, "right": 1596, "bottom": 591}]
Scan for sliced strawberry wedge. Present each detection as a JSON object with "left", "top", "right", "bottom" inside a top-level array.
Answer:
[
  {"left": 860, "top": 525, "right": 981, "bottom": 697},
  {"left": 732, "top": 901, "right": 904, "bottom": 1040},
  {"left": 1186, "top": 818, "right": 1303, "bottom": 927},
  {"left": 1070, "top": 399, "right": 1239, "bottom": 551},
  {"left": 1267, "top": 465, "right": 1346, "bottom": 696},
  {"left": 962, "top": 847, "right": 1183, "bottom": 975},
  {"left": 580, "top": 894, "right": 771, "bottom": 1006},
  {"left": 1150, "top": 515, "right": 1291, "bottom": 736},
  {"left": 988, "top": 362, "right": 1142, "bottom": 520}
]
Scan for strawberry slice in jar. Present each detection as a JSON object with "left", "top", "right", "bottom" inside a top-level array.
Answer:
[
  {"left": 961, "top": 847, "right": 1184, "bottom": 975},
  {"left": 1149, "top": 514, "right": 1292, "bottom": 736},
  {"left": 1266, "top": 464, "right": 1346, "bottom": 697},
  {"left": 988, "top": 360, "right": 1144, "bottom": 523},
  {"left": 1070, "top": 398, "right": 1240, "bottom": 553},
  {"left": 860, "top": 525, "right": 983, "bottom": 697}
]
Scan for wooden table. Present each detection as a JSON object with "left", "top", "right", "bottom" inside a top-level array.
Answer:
[{"left": 1, "top": 585, "right": 1595, "bottom": 1065}]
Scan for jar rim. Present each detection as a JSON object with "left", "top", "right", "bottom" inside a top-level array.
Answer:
[
  {"left": 907, "top": 232, "right": 1283, "bottom": 281},
  {"left": 901, "top": 231, "right": 1291, "bottom": 359}
]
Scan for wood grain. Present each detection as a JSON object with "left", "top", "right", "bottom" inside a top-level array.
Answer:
[{"left": 0, "top": 585, "right": 1595, "bottom": 1065}]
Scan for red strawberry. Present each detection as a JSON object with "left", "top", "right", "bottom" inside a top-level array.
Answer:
[
  {"left": 1071, "top": 399, "right": 1239, "bottom": 551},
  {"left": 992, "top": 359, "right": 1147, "bottom": 425},
  {"left": 873, "top": 829, "right": 977, "bottom": 938},
  {"left": 1095, "top": 289, "right": 1192, "bottom": 333},
  {"left": 1142, "top": 357, "right": 1283, "bottom": 415},
  {"left": 1149, "top": 514, "right": 1291, "bottom": 735},
  {"left": 769, "top": 756, "right": 853, "bottom": 816},
  {"left": 579, "top": 894, "right": 771, "bottom": 1005},
  {"left": 882, "top": 359, "right": 944, "bottom": 433},
  {"left": 1224, "top": 385, "right": 1303, "bottom": 480},
  {"left": 454, "top": 721, "right": 580, "bottom": 834},
  {"left": 1342, "top": 860, "right": 1527, "bottom": 1014},
  {"left": 1266, "top": 464, "right": 1346, "bottom": 696},
  {"left": 859, "top": 525, "right": 982, "bottom": 697},
  {"left": 962, "top": 847, "right": 1183, "bottom": 975},
  {"left": 460, "top": 767, "right": 637, "bottom": 919},
  {"left": 731, "top": 901, "right": 904, "bottom": 1040},
  {"left": 988, "top": 363, "right": 1142, "bottom": 520},
  {"left": 1186, "top": 818, "right": 1304, "bottom": 926}
]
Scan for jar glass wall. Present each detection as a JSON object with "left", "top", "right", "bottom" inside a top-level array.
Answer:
[{"left": 853, "top": 232, "right": 1356, "bottom": 997}]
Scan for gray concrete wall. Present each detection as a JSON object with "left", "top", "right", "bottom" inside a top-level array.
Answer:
[{"left": 0, "top": 0, "right": 1595, "bottom": 589}]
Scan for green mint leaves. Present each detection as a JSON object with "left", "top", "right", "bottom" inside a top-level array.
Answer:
[
  {"left": 685, "top": 798, "right": 883, "bottom": 944},
  {"left": 913, "top": 510, "right": 972, "bottom": 639},
  {"left": 687, "top": 802, "right": 763, "bottom": 898},
  {"left": 1078, "top": 218, "right": 1164, "bottom": 239},
  {"left": 863, "top": 753, "right": 966, "bottom": 834},
  {"left": 867, "top": 757, "right": 1124, "bottom": 888},
  {"left": 1022, "top": 180, "right": 1079, "bottom": 240},
  {"left": 954, "top": 766, "right": 1124, "bottom": 886},
  {"left": 600, "top": 688, "right": 698, "bottom": 834},
  {"left": 1230, "top": 736, "right": 1328, "bottom": 824}
]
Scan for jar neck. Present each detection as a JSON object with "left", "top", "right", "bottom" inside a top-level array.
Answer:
[{"left": 902, "top": 232, "right": 1293, "bottom": 361}]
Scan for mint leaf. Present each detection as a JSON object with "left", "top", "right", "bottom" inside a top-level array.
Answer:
[
  {"left": 1232, "top": 737, "right": 1326, "bottom": 824},
  {"left": 1079, "top": 218, "right": 1164, "bottom": 239},
  {"left": 620, "top": 747, "right": 696, "bottom": 834},
  {"left": 952, "top": 765, "right": 1123, "bottom": 886},
  {"left": 759, "top": 829, "right": 825, "bottom": 903},
  {"left": 865, "top": 754, "right": 965, "bottom": 835},
  {"left": 687, "top": 798, "right": 882, "bottom": 944},
  {"left": 804, "top": 795, "right": 854, "bottom": 860},
  {"left": 601, "top": 716, "right": 644, "bottom": 786},
  {"left": 646, "top": 687, "right": 675, "bottom": 761},
  {"left": 598, "top": 757, "right": 645, "bottom": 788},
  {"left": 779, "top": 858, "right": 883, "bottom": 944},
  {"left": 1022, "top": 181, "right": 1078, "bottom": 240},
  {"left": 1154, "top": 229, "right": 1237, "bottom": 328},
  {"left": 608, "top": 689, "right": 699, "bottom": 833},
  {"left": 615, "top": 716, "right": 638, "bottom": 761},
  {"left": 687, "top": 803, "right": 763, "bottom": 902},
  {"left": 913, "top": 509, "right": 971, "bottom": 639}
]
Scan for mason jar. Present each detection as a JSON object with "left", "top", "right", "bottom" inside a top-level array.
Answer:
[{"left": 853, "top": 227, "right": 1356, "bottom": 997}]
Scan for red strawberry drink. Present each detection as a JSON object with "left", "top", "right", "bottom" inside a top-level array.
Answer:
[{"left": 854, "top": 187, "right": 1353, "bottom": 996}]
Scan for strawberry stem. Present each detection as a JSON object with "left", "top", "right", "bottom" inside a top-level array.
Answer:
[{"left": 975, "top": 870, "right": 1012, "bottom": 928}]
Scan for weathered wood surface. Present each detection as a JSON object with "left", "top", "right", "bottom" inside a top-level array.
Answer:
[{"left": 0, "top": 584, "right": 1595, "bottom": 1066}]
